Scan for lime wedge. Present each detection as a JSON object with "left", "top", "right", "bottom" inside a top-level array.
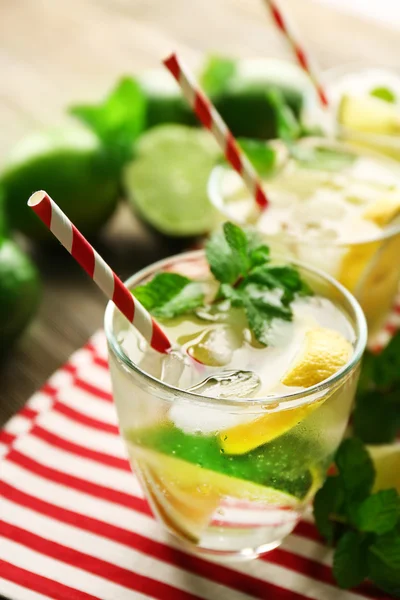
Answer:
[
  {"left": 129, "top": 444, "right": 303, "bottom": 508},
  {"left": 123, "top": 125, "right": 221, "bottom": 237},
  {"left": 1, "top": 126, "right": 120, "bottom": 241},
  {"left": 368, "top": 444, "right": 400, "bottom": 494},
  {"left": 0, "top": 238, "right": 40, "bottom": 356},
  {"left": 338, "top": 94, "right": 400, "bottom": 136}
]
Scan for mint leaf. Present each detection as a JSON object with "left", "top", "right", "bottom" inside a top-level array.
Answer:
[
  {"left": 70, "top": 77, "right": 146, "bottom": 167},
  {"left": 247, "top": 264, "right": 312, "bottom": 305},
  {"left": 353, "top": 390, "right": 399, "bottom": 444},
  {"left": 249, "top": 245, "right": 271, "bottom": 267},
  {"left": 368, "top": 527, "right": 400, "bottom": 597},
  {"left": 354, "top": 489, "right": 400, "bottom": 535},
  {"left": 237, "top": 138, "right": 277, "bottom": 176},
  {"left": 201, "top": 56, "right": 236, "bottom": 97},
  {"left": 205, "top": 230, "right": 243, "bottom": 284},
  {"left": 336, "top": 438, "right": 375, "bottom": 501},
  {"left": 290, "top": 144, "right": 356, "bottom": 172},
  {"left": 266, "top": 89, "right": 301, "bottom": 142},
  {"left": 373, "top": 331, "right": 400, "bottom": 389},
  {"left": 223, "top": 222, "right": 250, "bottom": 277},
  {"left": 354, "top": 332, "right": 400, "bottom": 444},
  {"left": 244, "top": 283, "right": 293, "bottom": 320},
  {"left": 243, "top": 297, "right": 274, "bottom": 346},
  {"left": 370, "top": 86, "right": 397, "bottom": 104},
  {"left": 132, "top": 273, "right": 204, "bottom": 319},
  {"left": 333, "top": 531, "right": 370, "bottom": 589},
  {"left": 313, "top": 476, "right": 344, "bottom": 543}
]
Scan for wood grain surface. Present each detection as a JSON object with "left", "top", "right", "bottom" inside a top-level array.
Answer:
[{"left": 1, "top": 0, "right": 399, "bottom": 426}]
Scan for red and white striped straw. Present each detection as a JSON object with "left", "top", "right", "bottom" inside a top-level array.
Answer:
[
  {"left": 163, "top": 53, "right": 269, "bottom": 210},
  {"left": 28, "top": 191, "right": 171, "bottom": 354},
  {"left": 264, "top": 0, "right": 329, "bottom": 108}
]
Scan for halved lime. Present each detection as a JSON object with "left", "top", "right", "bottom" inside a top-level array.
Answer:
[
  {"left": 338, "top": 94, "right": 400, "bottom": 136},
  {"left": 1, "top": 125, "right": 120, "bottom": 241},
  {"left": 0, "top": 238, "right": 40, "bottom": 356},
  {"left": 139, "top": 59, "right": 308, "bottom": 139},
  {"left": 139, "top": 69, "right": 197, "bottom": 129},
  {"left": 123, "top": 125, "right": 221, "bottom": 237}
]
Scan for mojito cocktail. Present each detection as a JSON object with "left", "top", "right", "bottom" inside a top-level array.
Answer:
[
  {"left": 105, "top": 233, "right": 366, "bottom": 559},
  {"left": 209, "top": 138, "right": 400, "bottom": 338}
]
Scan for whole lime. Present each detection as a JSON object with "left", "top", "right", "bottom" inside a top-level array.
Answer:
[
  {"left": 0, "top": 238, "right": 41, "bottom": 355},
  {"left": 1, "top": 126, "right": 120, "bottom": 241}
]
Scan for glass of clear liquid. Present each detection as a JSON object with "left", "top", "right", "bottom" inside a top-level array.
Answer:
[
  {"left": 209, "top": 137, "right": 400, "bottom": 339},
  {"left": 105, "top": 251, "right": 366, "bottom": 560}
]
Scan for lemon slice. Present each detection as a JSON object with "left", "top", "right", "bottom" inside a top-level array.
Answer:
[
  {"left": 356, "top": 233, "right": 400, "bottom": 335},
  {"left": 338, "top": 195, "right": 400, "bottom": 294},
  {"left": 139, "top": 461, "right": 220, "bottom": 542},
  {"left": 219, "top": 328, "right": 352, "bottom": 455},
  {"left": 363, "top": 195, "right": 400, "bottom": 227},
  {"left": 281, "top": 328, "right": 353, "bottom": 388},
  {"left": 338, "top": 94, "right": 400, "bottom": 136},
  {"left": 368, "top": 444, "right": 400, "bottom": 494}
]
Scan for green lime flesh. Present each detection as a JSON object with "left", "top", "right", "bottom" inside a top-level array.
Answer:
[
  {"left": 123, "top": 125, "right": 221, "bottom": 237},
  {"left": 126, "top": 423, "right": 327, "bottom": 501}
]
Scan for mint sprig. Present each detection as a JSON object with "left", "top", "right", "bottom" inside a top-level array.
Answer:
[
  {"left": 206, "top": 222, "right": 312, "bottom": 345},
  {"left": 132, "top": 222, "right": 311, "bottom": 345},
  {"left": 354, "top": 332, "right": 400, "bottom": 444},
  {"left": 132, "top": 273, "right": 205, "bottom": 320},
  {"left": 313, "top": 438, "right": 400, "bottom": 595},
  {"left": 200, "top": 56, "right": 236, "bottom": 97},
  {"left": 69, "top": 77, "right": 146, "bottom": 169}
]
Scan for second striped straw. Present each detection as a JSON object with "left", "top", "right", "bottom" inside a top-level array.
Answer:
[
  {"left": 28, "top": 191, "right": 172, "bottom": 354},
  {"left": 264, "top": 0, "right": 329, "bottom": 109},
  {"left": 163, "top": 53, "right": 269, "bottom": 211}
]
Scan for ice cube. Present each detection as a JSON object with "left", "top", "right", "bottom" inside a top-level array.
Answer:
[
  {"left": 188, "top": 370, "right": 262, "bottom": 399},
  {"left": 187, "top": 325, "right": 241, "bottom": 367},
  {"left": 160, "top": 350, "right": 196, "bottom": 389},
  {"left": 168, "top": 370, "right": 262, "bottom": 436}
]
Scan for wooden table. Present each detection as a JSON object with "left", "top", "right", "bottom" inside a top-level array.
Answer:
[{"left": 1, "top": 0, "right": 399, "bottom": 426}]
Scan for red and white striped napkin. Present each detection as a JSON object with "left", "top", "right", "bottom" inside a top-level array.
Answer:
[{"left": 0, "top": 311, "right": 398, "bottom": 600}]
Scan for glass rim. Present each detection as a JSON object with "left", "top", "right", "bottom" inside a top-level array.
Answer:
[
  {"left": 208, "top": 138, "right": 400, "bottom": 248},
  {"left": 104, "top": 250, "right": 367, "bottom": 410},
  {"left": 322, "top": 62, "right": 400, "bottom": 149}
]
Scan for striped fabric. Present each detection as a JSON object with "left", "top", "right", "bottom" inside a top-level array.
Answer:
[{"left": 0, "top": 329, "right": 396, "bottom": 600}]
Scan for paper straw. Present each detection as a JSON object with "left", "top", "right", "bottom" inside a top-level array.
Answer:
[
  {"left": 163, "top": 53, "right": 269, "bottom": 210},
  {"left": 28, "top": 190, "right": 171, "bottom": 354},
  {"left": 264, "top": 0, "right": 329, "bottom": 108}
]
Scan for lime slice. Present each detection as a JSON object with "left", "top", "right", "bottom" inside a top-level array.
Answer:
[
  {"left": 123, "top": 125, "right": 220, "bottom": 237},
  {"left": 127, "top": 423, "right": 315, "bottom": 501},
  {"left": 368, "top": 444, "right": 400, "bottom": 494},
  {"left": 0, "top": 238, "right": 40, "bottom": 356},
  {"left": 1, "top": 126, "right": 120, "bottom": 241},
  {"left": 129, "top": 444, "right": 303, "bottom": 508},
  {"left": 338, "top": 94, "right": 400, "bottom": 136}
]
